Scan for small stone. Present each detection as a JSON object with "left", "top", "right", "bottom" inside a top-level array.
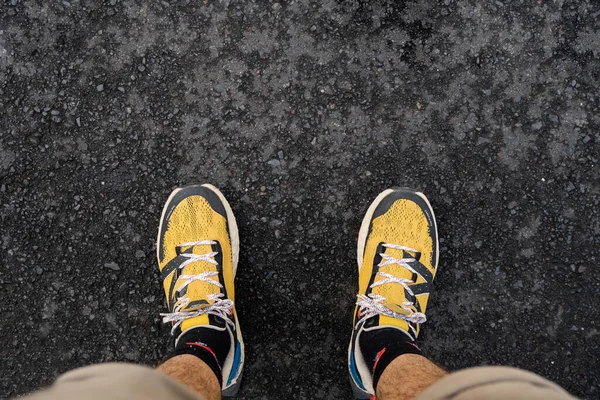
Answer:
[
  {"left": 582, "top": 135, "right": 591, "bottom": 143},
  {"left": 513, "top": 280, "right": 523, "bottom": 289},
  {"left": 96, "top": 84, "right": 104, "bottom": 92},
  {"left": 531, "top": 121, "right": 542, "bottom": 130},
  {"left": 104, "top": 262, "right": 120, "bottom": 271},
  {"left": 566, "top": 182, "right": 575, "bottom": 192},
  {"left": 513, "top": 95, "right": 521, "bottom": 103},
  {"left": 267, "top": 159, "right": 281, "bottom": 167},
  {"left": 118, "top": 86, "right": 125, "bottom": 93},
  {"left": 578, "top": 265, "right": 586, "bottom": 273},
  {"left": 278, "top": 150, "right": 284, "bottom": 159},
  {"left": 138, "top": 65, "right": 145, "bottom": 72},
  {"left": 135, "top": 250, "right": 145, "bottom": 259},
  {"left": 269, "top": 219, "right": 282, "bottom": 228},
  {"left": 35, "top": 267, "right": 43, "bottom": 275},
  {"left": 76, "top": 117, "right": 81, "bottom": 127}
]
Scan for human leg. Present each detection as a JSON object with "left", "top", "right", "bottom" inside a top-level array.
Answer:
[
  {"left": 348, "top": 188, "right": 441, "bottom": 398},
  {"left": 156, "top": 355, "right": 220, "bottom": 400},
  {"left": 347, "top": 188, "right": 576, "bottom": 400},
  {"left": 156, "top": 184, "right": 245, "bottom": 397},
  {"left": 376, "top": 354, "right": 447, "bottom": 400}
]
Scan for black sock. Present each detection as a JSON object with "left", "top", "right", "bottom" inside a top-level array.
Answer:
[
  {"left": 168, "top": 325, "right": 231, "bottom": 386},
  {"left": 359, "top": 326, "right": 422, "bottom": 390}
]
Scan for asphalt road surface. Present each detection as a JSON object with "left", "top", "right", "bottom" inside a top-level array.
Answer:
[{"left": 1, "top": 1, "right": 599, "bottom": 399}]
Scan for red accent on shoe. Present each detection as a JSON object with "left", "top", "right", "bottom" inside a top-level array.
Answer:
[
  {"left": 186, "top": 342, "right": 221, "bottom": 370},
  {"left": 406, "top": 341, "right": 421, "bottom": 351},
  {"left": 373, "top": 347, "right": 387, "bottom": 371},
  {"left": 370, "top": 395, "right": 376, "bottom": 400}
]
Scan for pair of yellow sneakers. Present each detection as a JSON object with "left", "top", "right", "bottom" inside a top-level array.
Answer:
[{"left": 157, "top": 184, "right": 438, "bottom": 398}]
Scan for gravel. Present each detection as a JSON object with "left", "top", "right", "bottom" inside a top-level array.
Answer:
[{"left": 0, "top": 1, "right": 598, "bottom": 399}]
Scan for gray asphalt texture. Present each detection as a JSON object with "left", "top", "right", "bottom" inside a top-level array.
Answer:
[{"left": 1, "top": 0, "right": 599, "bottom": 399}]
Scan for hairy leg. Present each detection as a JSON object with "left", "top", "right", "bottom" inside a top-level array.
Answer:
[
  {"left": 156, "top": 355, "right": 221, "bottom": 400},
  {"left": 377, "top": 354, "right": 448, "bottom": 400}
]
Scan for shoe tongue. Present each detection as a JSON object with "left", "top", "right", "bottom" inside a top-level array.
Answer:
[
  {"left": 383, "top": 301, "right": 414, "bottom": 317},
  {"left": 371, "top": 246, "right": 415, "bottom": 306},
  {"left": 381, "top": 246, "right": 415, "bottom": 280},
  {"left": 181, "top": 243, "right": 214, "bottom": 255},
  {"left": 181, "top": 313, "right": 227, "bottom": 333},
  {"left": 179, "top": 243, "right": 217, "bottom": 274},
  {"left": 177, "top": 242, "right": 221, "bottom": 306}
]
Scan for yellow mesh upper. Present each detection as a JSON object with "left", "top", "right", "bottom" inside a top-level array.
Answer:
[
  {"left": 357, "top": 199, "right": 435, "bottom": 333},
  {"left": 160, "top": 195, "right": 234, "bottom": 330}
]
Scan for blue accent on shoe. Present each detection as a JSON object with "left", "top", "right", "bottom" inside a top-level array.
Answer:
[
  {"left": 227, "top": 340, "right": 242, "bottom": 386},
  {"left": 349, "top": 350, "right": 366, "bottom": 391}
]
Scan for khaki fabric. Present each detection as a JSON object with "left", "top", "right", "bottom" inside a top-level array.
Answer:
[
  {"left": 23, "top": 363, "right": 204, "bottom": 400},
  {"left": 22, "top": 363, "right": 575, "bottom": 400},
  {"left": 415, "top": 366, "right": 576, "bottom": 400}
]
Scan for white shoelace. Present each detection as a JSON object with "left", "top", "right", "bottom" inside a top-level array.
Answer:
[
  {"left": 161, "top": 240, "right": 235, "bottom": 334},
  {"left": 356, "top": 243, "right": 427, "bottom": 339}
]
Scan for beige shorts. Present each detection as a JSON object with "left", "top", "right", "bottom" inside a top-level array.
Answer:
[
  {"left": 22, "top": 363, "right": 575, "bottom": 400},
  {"left": 414, "top": 366, "right": 576, "bottom": 400}
]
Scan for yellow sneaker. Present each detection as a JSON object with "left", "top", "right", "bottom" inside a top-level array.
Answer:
[
  {"left": 157, "top": 184, "right": 244, "bottom": 396},
  {"left": 348, "top": 188, "right": 439, "bottom": 398}
]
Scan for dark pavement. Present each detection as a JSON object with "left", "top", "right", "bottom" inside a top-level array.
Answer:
[{"left": 1, "top": 1, "right": 599, "bottom": 399}]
